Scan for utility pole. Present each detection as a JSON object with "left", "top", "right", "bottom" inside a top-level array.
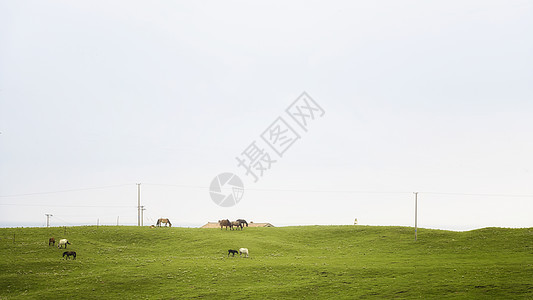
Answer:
[
  {"left": 414, "top": 192, "right": 418, "bottom": 241},
  {"left": 137, "top": 183, "right": 141, "bottom": 226},
  {"left": 141, "top": 206, "right": 146, "bottom": 226},
  {"left": 45, "top": 214, "right": 53, "bottom": 227}
]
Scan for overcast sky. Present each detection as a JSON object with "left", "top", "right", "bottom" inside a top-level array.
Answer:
[{"left": 1, "top": 0, "right": 532, "bottom": 230}]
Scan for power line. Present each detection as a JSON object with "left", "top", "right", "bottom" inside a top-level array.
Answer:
[
  {"left": 247, "top": 188, "right": 412, "bottom": 194},
  {"left": 2, "top": 182, "right": 532, "bottom": 201},
  {"left": 0, "top": 184, "right": 133, "bottom": 198},
  {"left": 0, "top": 203, "right": 134, "bottom": 208},
  {"left": 143, "top": 183, "right": 206, "bottom": 189},
  {"left": 51, "top": 215, "right": 77, "bottom": 226},
  {"left": 143, "top": 183, "right": 533, "bottom": 197},
  {"left": 143, "top": 183, "right": 412, "bottom": 194},
  {"left": 419, "top": 191, "right": 533, "bottom": 198}
]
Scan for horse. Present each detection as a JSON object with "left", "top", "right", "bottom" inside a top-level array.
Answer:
[
  {"left": 236, "top": 219, "right": 248, "bottom": 227},
  {"left": 63, "top": 251, "right": 76, "bottom": 259},
  {"left": 239, "top": 248, "right": 249, "bottom": 258},
  {"left": 231, "top": 221, "right": 242, "bottom": 230},
  {"left": 156, "top": 218, "right": 172, "bottom": 227},
  {"left": 57, "top": 239, "right": 71, "bottom": 249},
  {"left": 48, "top": 237, "right": 55, "bottom": 246},
  {"left": 218, "top": 219, "right": 232, "bottom": 230},
  {"left": 228, "top": 249, "right": 239, "bottom": 257}
]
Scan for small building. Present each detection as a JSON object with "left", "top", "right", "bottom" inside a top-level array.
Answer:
[
  {"left": 200, "top": 221, "right": 274, "bottom": 228},
  {"left": 200, "top": 222, "right": 219, "bottom": 228},
  {"left": 248, "top": 222, "right": 275, "bottom": 227}
]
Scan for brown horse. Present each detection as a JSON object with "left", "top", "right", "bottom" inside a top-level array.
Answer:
[
  {"left": 156, "top": 218, "right": 172, "bottom": 227},
  {"left": 231, "top": 221, "right": 242, "bottom": 230},
  {"left": 218, "top": 219, "right": 232, "bottom": 230},
  {"left": 48, "top": 237, "right": 55, "bottom": 246}
]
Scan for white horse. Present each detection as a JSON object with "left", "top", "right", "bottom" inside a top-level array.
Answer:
[
  {"left": 239, "top": 248, "right": 249, "bottom": 258},
  {"left": 57, "top": 239, "right": 71, "bottom": 249}
]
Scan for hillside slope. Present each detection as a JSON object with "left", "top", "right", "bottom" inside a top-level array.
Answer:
[{"left": 1, "top": 226, "right": 532, "bottom": 299}]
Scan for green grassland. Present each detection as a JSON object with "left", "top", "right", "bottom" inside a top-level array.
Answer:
[{"left": 0, "top": 225, "right": 532, "bottom": 299}]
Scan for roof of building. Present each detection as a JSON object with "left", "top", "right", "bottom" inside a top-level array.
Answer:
[
  {"left": 200, "top": 222, "right": 219, "bottom": 228},
  {"left": 248, "top": 222, "right": 275, "bottom": 227},
  {"left": 200, "top": 221, "right": 274, "bottom": 228}
]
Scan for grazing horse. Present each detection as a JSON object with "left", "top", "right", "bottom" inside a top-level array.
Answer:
[
  {"left": 228, "top": 249, "right": 239, "bottom": 257},
  {"left": 48, "top": 237, "right": 55, "bottom": 246},
  {"left": 156, "top": 218, "right": 172, "bottom": 227},
  {"left": 57, "top": 239, "right": 71, "bottom": 249},
  {"left": 239, "top": 248, "right": 249, "bottom": 258},
  {"left": 63, "top": 251, "right": 76, "bottom": 260},
  {"left": 231, "top": 221, "right": 242, "bottom": 230},
  {"left": 236, "top": 219, "right": 248, "bottom": 227},
  {"left": 218, "top": 219, "right": 232, "bottom": 230}
]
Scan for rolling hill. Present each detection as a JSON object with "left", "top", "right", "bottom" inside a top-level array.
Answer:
[{"left": 1, "top": 225, "right": 531, "bottom": 299}]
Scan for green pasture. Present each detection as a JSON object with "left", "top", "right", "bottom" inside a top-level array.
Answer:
[{"left": 0, "top": 225, "right": 531, "bottom": 299}]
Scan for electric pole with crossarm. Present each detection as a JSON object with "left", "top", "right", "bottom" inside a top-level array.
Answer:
[
  {"left": 137, "top": 183, "right": 141, "bottom": 226},
  {"left": 45, "top": 214, "right": 52, "bottom": 227}
]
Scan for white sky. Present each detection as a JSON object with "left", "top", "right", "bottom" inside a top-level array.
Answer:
[{"left": 1, "top": 0, "right": 532, "bottom": 230}]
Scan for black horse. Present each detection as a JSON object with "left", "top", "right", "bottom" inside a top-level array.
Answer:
[
  {"left": 63, "top": 251, "right": 76, "bottom": 260},
  {"left": 228, "top": 249, "right": 239, "bottom": 257},
  {"left": 236, "top": 219, "right": 248, "bottom": 227}
]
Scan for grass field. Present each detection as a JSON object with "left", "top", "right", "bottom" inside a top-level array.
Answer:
[{"left": 0, "top": 225, "right": 532, "bottom": 299}]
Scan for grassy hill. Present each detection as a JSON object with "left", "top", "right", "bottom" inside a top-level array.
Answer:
[{"left": 0, "top": 225, "right": 531, "bottom": 299}]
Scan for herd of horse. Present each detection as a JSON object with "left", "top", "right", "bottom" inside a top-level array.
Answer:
[
  {"left": 228, "top": 248, "right": 249, "bottom": 258},
  {"left": 154, "top": 218, "right": 249, "bottom": 230},
  {"left": 48, "top": 237, "right": 76, "bottom": 259},
  {"left": 218, "top": 219, "right": 248, "bottom": 230},
  {"left": 46, "top": 218, "right": 252, "bottom": 260}
]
